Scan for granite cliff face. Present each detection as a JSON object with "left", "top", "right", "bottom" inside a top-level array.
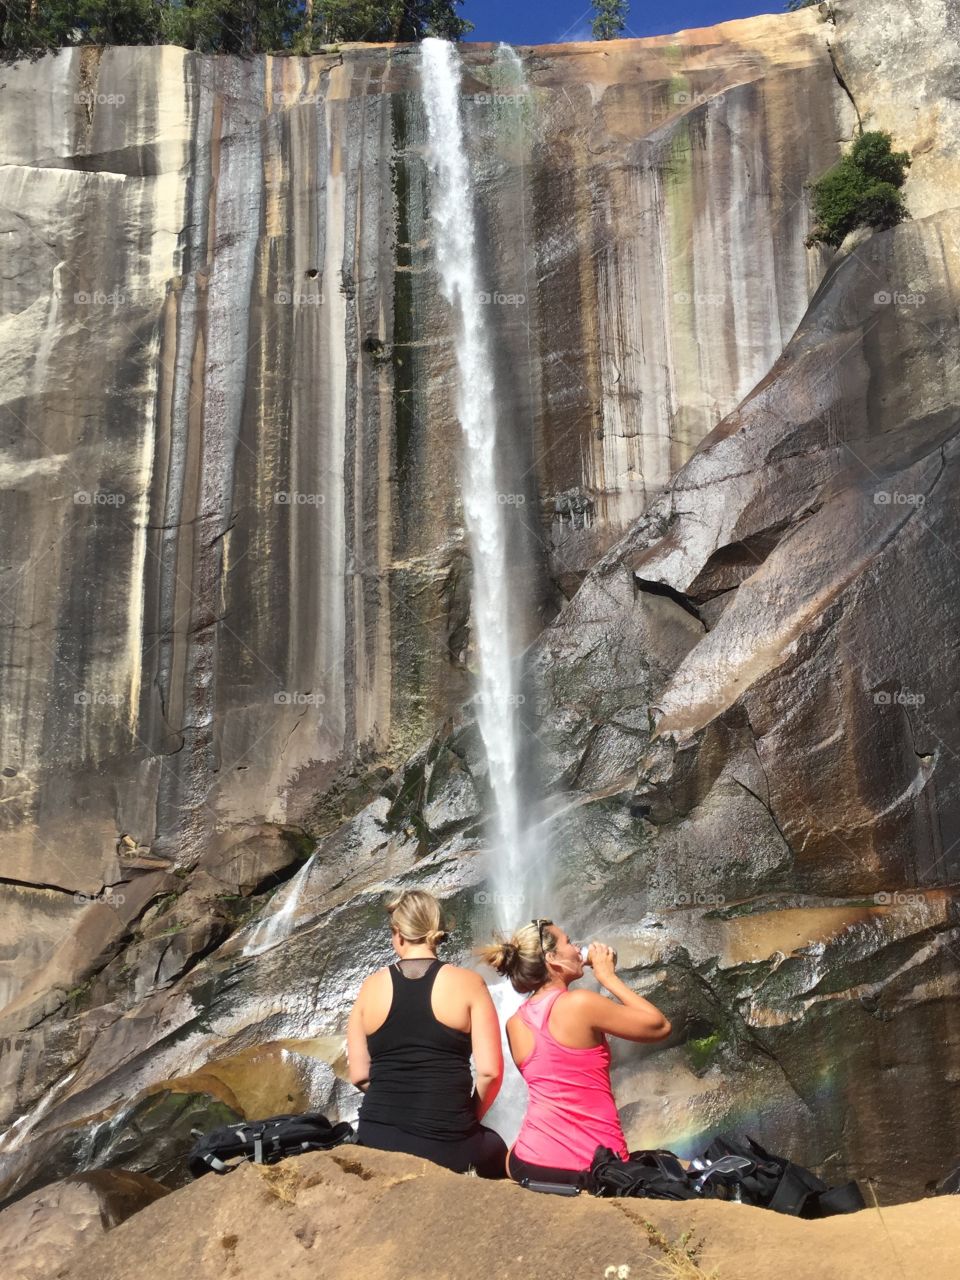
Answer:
[{"left": 1, "top": 0, "right": 958, "bottom": 1213}]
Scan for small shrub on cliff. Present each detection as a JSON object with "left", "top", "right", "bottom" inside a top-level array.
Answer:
[{"left": 807, "top": 129, "right": 911, "bottom": 248}]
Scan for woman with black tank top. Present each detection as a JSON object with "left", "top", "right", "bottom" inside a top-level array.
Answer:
[{"left": 346, "top": 889, "right": 508, "bottom": 1178}]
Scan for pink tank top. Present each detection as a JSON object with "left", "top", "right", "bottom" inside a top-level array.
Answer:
[{"left": 512, "top": 987, "right": 628, "bottom": 1170}]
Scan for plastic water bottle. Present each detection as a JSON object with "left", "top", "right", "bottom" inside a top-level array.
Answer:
[{"left": 579, "top": 944, "right": 618, "bottom": 967}]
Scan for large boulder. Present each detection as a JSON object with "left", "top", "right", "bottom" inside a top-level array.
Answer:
[
  {"left": 0, "top": 1169, "right": 167, "bottom": 1280},
  {"left": 49, "top": 1146, "right": 960, "bottom": 1280}
]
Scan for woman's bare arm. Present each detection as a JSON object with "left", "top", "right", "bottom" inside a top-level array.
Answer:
[
  {"left": 467, "top": 973, "right": 504, "bottom": 1119},
  {"left": 346, "top": 979, "right": 372, "bottom": 1090},
  {"left": 575, "top": 944, "right": 672, "bottom": 1042}
]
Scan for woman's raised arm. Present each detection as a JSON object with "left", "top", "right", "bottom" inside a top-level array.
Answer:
[{"left": 570, "top": 944, "right": 671, "bottom": 1043}]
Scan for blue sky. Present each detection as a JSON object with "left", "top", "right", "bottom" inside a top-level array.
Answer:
[{"left": 459, "top": 0, "right": 785, "bottom": 44}]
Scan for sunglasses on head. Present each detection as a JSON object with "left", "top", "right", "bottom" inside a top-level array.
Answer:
[{"left": 530, "top": 918, "right": 554, "bottom": 955}]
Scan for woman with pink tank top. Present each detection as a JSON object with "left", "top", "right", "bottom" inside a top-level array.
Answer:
[{"left": 480, "top": 918, "right": 672, "bottom": 1186}]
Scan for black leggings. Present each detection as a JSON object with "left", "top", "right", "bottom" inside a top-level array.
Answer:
[
  {"left": 507, "top": 1147, "right": 590, "bottom": 1188},
  {"left": 357, "top": 1118, "right": 508, "bottom": 1179}
]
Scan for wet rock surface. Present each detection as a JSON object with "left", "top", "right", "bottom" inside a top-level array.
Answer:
[
  {"left": 1, "top": 0, "right": 959, "bottom": 1221},
  {"left": 0, "top": 1169, "right": 168, "bottom": 1280},
  {"left": 0, "top": 11, "right": 844, "bottom": 1007}
]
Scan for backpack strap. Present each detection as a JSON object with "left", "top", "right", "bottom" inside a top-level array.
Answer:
[
  {"left": 588, "top": 1146, "right": 698, "bottom": 1200},
  {"left": 810, "top": 1182, "right": 867, "bottom": 1216}
]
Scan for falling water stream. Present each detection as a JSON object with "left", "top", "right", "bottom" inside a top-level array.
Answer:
[
  {"left": 420, "top": 38, "right": 538, "bottom": 927},
  {"left": 241, "top": 853, "right": 318, "bottom": 957},
  {"left": 421, "top": 39, "right": 541, "bottom": 1143}
]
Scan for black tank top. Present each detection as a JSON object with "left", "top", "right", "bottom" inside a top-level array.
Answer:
[{"left": 358, "top": 958, "right": 476, "bottom": 1139}]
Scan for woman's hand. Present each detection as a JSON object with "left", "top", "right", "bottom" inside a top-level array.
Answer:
[{"left": 588, "top": 942, "right": 617, "bottom": 987}]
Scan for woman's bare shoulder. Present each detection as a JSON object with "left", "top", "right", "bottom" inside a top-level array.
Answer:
[
  {"left": 554, "top": 987, "right": 606, "bottom": 1022},
  {"left": 560, "top": 987, "right": 604, "bottom": 1009},
  {"left": 439, "top": 962, "right": 488, "bottom": 988},
  {"left": 359, "top": 966, "right": 392, "bottom": 992}
]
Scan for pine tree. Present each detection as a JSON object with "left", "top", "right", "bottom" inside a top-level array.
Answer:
[
  {"left": 274, "top": 0, "right": 473, "bottom": 48},
  {"left": 592, "top": 0, "right": 628, "bottom": 40},
  {"left": 72, "top": 0, "right": 165, "bottom": 45},
  {"left": 422, "top": 0, "right": 471, "bottom": 38},
  {"left": 161, "top": 0, "right": 301, "bottom": 57},
  {"left": 1, "top": 0, "right": 71, "bottom": 54},
  {"left": 299, "top": 0, "right": 394, "bottom": 43},
  {"left": 0, "top": 0, "right": 473, "bottom": 56}
]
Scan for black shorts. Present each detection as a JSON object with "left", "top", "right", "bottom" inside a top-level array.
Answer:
[
  {"left": 507, "top": 1147, "right": 590, "bottom": 1188},
  {"left": 357, "top": 1117, "right": 508, "bottom": 1179}
]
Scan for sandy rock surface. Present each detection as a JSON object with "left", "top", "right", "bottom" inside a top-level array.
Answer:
[{"left": 49, "top": 1147, "right": 960, "bottom": 1280}]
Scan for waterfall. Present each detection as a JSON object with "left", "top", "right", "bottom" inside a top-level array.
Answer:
[
  {"left": 0, "top": 1067, "right": 78, "bottom": 1158},
  {"left": 421, "top": 39, "right": 538, "bottom": 1145},
  {"left": 420, "top": 38, "right": 534, "bottom": 934},
  {"left": 241, "top": 853, "right": 318, "bottom": 957}
]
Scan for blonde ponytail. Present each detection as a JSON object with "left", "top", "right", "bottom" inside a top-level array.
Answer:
[{"left": 476, "top": 919, "right": 556, "bottom": 994}]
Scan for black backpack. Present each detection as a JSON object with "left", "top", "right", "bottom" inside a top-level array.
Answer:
[
  {"left": 697, "top": 1134, "right": 865, "bottom": 1217},
  {"left": 587, "top": 1136, "right": 865, "bottom": 1216},
  {"left": 935, "top": 1161, "right": 960, "bottom": 1195},
  {"left": 188, "top": 1112, "right": 356, "bottom": 1178},
  {"left": 588, "top": 1147, "right": 701, "bottom": 1200}
]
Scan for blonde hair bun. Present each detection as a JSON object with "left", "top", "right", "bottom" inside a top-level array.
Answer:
[
  {"left": 475, "top": 920, "right": 554, "bottom": 994},
  {"left": 385, "top": 889, "right": 449, "bottom": 947}
]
